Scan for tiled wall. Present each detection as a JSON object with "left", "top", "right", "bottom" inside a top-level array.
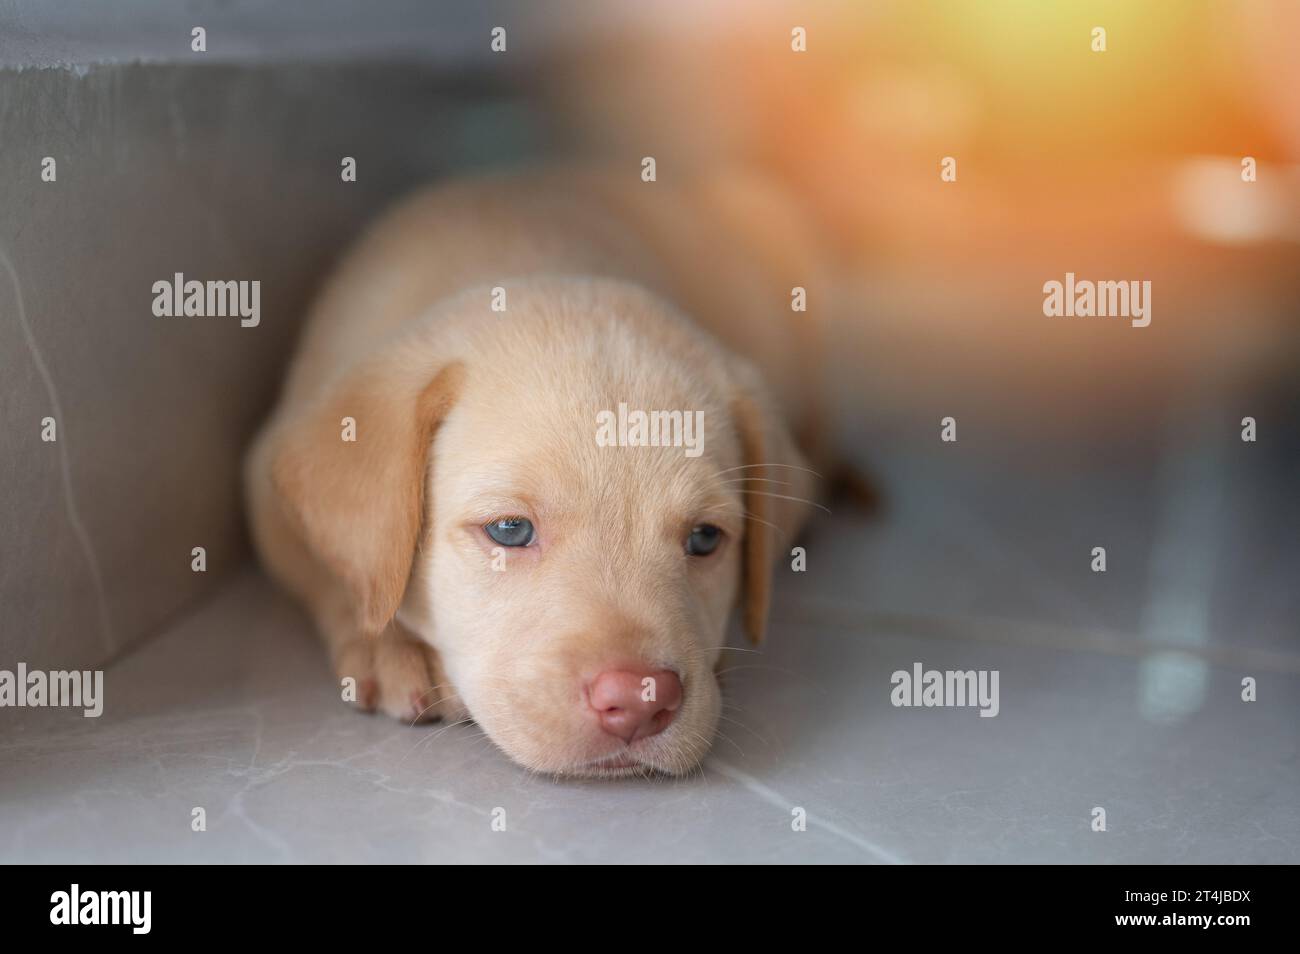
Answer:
[{"left": 0, "top": 62, "right": 543, "bottom": 669}]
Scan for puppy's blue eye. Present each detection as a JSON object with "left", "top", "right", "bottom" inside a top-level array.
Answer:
[
  {"left": 484, "top": 517, "right": 535, "bottom": 547},
  {"left": 686, "top": 524, "right": 723, "bottom": 556}
]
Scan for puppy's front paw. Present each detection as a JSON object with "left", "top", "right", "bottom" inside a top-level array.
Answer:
[{"left": 334, "top": 628, "right": 462, "bottom": 725}]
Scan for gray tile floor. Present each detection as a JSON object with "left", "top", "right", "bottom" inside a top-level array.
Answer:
[{"left": 3, "top": 435, "right": 1296, "bottom": 862}]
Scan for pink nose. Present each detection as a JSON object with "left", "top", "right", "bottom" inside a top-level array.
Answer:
[{"left": 588, "top": 669, "right": 683, "bottom": 742}]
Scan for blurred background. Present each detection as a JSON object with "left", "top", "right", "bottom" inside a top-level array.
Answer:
[{"left": 1, "top": 0, "right": 1296, "bottom": 862}]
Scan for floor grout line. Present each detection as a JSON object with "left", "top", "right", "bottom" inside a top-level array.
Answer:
[{"left": 708, "top": 758, "right": 905, "bottom": 864}]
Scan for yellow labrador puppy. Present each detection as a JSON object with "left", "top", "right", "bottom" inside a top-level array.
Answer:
[{"left": 245, "top": 168, "right": 829, "bottom": 776}]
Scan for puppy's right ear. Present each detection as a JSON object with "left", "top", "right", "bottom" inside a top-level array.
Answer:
[
  {"left": 728, "top": 361, "right": 817, "bottom": 646},
  {"left": 268, "top": 357, "right": 465, "bottom": 637}
]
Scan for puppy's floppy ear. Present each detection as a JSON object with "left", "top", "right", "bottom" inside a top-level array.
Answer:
[
  {"left": 729, "top": 362, "right": 817, "bottom": 644},
  {"left": 269, "top": 354, "right": 465, "bottom": 637}
]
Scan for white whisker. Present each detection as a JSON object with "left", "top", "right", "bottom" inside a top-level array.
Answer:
[
  {"left": 744, "top": 489, "right": 832, "bottom": 515},
  {"left": 713, "top": 462, "right": 824, "bottom": 479}
]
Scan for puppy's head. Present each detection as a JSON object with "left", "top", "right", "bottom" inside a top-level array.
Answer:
[{"left": 272, "top": 278, "right": 813, "bottom": 776}]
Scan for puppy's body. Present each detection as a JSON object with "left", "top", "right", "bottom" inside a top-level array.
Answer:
[
  {"left": 246, "top": 169, "right": 828, "bottom": 776},
  {"left": 281, "top": 170, "right": 828, "bottom": 434}
]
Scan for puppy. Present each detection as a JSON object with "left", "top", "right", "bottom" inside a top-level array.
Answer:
[{"left": 245, "top": 168, "right": 830, "bottom": 776}]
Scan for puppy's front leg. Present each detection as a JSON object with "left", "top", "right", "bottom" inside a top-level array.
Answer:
[{"left": 327, "top": 617, "right": 464, "bottom": 725}]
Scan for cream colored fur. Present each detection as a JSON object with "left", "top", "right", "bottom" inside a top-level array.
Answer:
[{"left": 245, "top": 168, "right": 824, "bottom": 776}]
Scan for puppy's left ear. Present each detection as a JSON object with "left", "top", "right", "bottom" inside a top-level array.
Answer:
[
  {"left": 729, "top": 361, "right": 817, "bottom": 644},
  {"left": 269, "top": 355, "right": 465, "bottom": 637}
]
